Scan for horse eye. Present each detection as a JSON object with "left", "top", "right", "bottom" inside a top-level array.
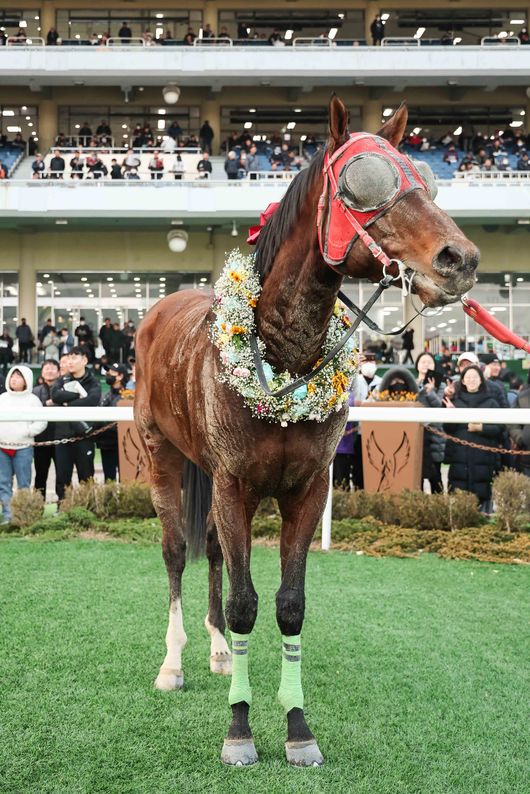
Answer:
[
  {"left": 338, "top": 154, "right": 400, "bottom": 212},
  {"left": 409, "top": 158, "right": 438, "bottom": 200}
]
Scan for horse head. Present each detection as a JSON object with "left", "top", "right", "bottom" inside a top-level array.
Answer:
[{"left": 320, "top": 95, "right": 479, "bottom": 307}]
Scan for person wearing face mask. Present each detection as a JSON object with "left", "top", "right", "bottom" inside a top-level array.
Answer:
[
  {"left": 33, "top": 359, "right": 61, "bottom": 499},
  {"left": 58, "top": 327, "right": 74, "bottom": 356},
  {"left": 95, "top": 363, "right": 128, "bottom": 481},
  {"left": 349, "top": 355, "right": 383, "bottom": 488},
  {"left": 443, "top": 365, "right": 503, "bottom": 513}
]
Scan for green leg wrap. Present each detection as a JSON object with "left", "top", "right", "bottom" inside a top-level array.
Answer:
[
  {"left": 278, "top": 634, "right": 304, "bottom": 713},
  {"left": 228, "top": 632, "right": 252, "bottom": 706}
]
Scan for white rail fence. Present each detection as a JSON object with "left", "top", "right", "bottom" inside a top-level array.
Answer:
[{"left": 2, "top": 406, "right": 529, "bottom": 551}]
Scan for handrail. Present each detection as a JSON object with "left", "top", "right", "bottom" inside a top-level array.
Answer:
[
  {"left": 453, "top": 170, "right": 530, "bottom": 182},
  {"left": 106, "top": 37, "right": 146, "bottom": 47},
  {"left": 6, "top": 36, "right": 45, "bottom": 46},
  {"left": 193, "top": 37, "right": 233, "bottom": 47},
  {"left": 292, "top": 37, "right": 332, "bottom": 47},
  {"left": 381, "top": 37, "right": 420, "bottom": 47},
  {"left": 481, "top": 36, "right": 520, "bottom": 46}
]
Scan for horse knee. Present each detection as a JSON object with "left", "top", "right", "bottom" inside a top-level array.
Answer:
[
  {"left": 225, "top": 586, "right": 258, "bottom": 635},
  {"left": 162, "top": 536, "right": 186, "bottom": 573},
  {"left": 276, "top": 587, "right": 305, "bottom": 636}
]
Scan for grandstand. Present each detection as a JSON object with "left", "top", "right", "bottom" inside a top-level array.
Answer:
[{"left": 0, "top": 0, "right": 530, "bottom": 359}]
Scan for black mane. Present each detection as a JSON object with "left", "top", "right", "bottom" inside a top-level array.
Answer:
[{"left": 253, "top": 150, "right": 325, "bottom": 282}]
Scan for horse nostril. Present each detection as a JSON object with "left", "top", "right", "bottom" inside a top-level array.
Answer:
[{"left": 434, "top": 245, "right": 464, "bottom": 272}]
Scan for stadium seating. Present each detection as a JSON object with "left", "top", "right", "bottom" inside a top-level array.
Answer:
[
  {"left": 41, "top": 149, "right": 202, "bottom": 180},
  {"left": 0, "top": 146, "right": 24, "bottom": 177}
]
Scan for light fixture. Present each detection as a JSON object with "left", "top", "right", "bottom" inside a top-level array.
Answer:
[
  {"left": 448, "top": 319, "right": 457, "bottom": 324},
  {"left": 517, "top": 277, "right": 524, "bottom": 282},
  {"left": 2, "top": 110, "right": 14, "bottom": 117},
  {"left": 413, "top": 127, "right": 422, "bottom": 134},
  {"left": 200, "top": 277, "right": 207, "bottom": 283},
  {"left": 498, "top": 31, "right": 508, "bottom": 38},
  {"left": 381, "top": 13, "right": 390, "bottom": 22},
  {"left": 328, "top": 27, "right": 338, "bottom": 39},
  {"left": 300, "top": 134, "right": 307, "bottom": 142},
  {"left": 55, "top": 219, "right": 68, "bottom": 225},
  {"left": 510, "top": 120, "right": 524, "bottom": 128},
  {"left": 231, "top": 221, "right": 238, "bottom": 237},
  {"left": 287, "top": 121, "right": 296, "bottom": 130},
  {"left": 159, "top": 277, "right": 166, "bottom": 282},
  {"left": 383, "top": 108, "right": 393, "bottom": 117},
  {"left": 453, "top": 37, "right": 462, "bottom": 44},
  {"left": 249, "top": 108, "right": 256, "bottom": 113},
  {"left": 167, "top": 230, "right": 188, "bottom": 253},
  {"left": 453, "top": 126, "right": 463, "bottom": 135},
  {"left": 43, "top": 273, "right": 49, "bottom": 278},
  {"left": 338, "top": 13, "right": 345, "bottom": 20},
  {"left": 285, "top": 29, "right": 293, "bottom": 40},
  {"left": 414, "top": 27, "right": 426, "bottom": 39},
  {"left": 244, "top": 121, "right": 252, "bottom": 129},
  {"left": 134, "top": 276, "right": 141, "bottom": 281},
  {"left": 19, "top": 20, "right": 27, "bottom": 28},
  {"left": 21, "top": 105, "right": 27, "bottom": 111},
  {"left": 511, "top": 19, "right": 525, "bottom": 24},
  {"left": 157, "top": 120, "right": 166, "bottom": 130},
  {"left": 162, "top": 84, "right": 181, "bottom": 105},
  {"left": 517, "top": 219, "right": 530, "bottom": 225},
  {"left": 6, "top": 126, "right": 21, "bottom": 133},
  {"left": 158, "top": 108, "right": 166, "bottom": 115},
  {"left": 171, "top": 219, "right": 184, "bottom": 225},
  {"left": 107, "top": 277, "right": 113, "bottom": 281},
  {"left": 155, "top": 13, "right": 164, "bottom": 18}
]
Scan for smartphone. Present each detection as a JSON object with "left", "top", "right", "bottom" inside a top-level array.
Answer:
[{"left": 425, "top": 369, "right": 444, "bottom": 389}]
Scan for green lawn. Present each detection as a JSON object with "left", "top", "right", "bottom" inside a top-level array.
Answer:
[{"left": 0, "top": 540, "right": 528, "bottom": 794}]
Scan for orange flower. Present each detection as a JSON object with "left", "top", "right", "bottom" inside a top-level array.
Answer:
[
  {"left": 307, "top": 382, "right": 316, "bottom": 395},
  {"left": 229, "top": 270, "right": 244, "bottom": 283},
  {"left": 342, "top": 315, "right": 352, "bottom": 328},
  {"left": 221, "top": 322, "right": 227, "bottom": 331},
  {"left": 231, "top": 325, "right": 246, "bottom": 335},
  {"left": 332, "top": 371, "right": 348, "bottom": 395},
  {"left": 247, "top": 296, "right": 257, "bottom": 308},
  {"left": 327, "top": 395, "right": 337, "bottom": 408}
]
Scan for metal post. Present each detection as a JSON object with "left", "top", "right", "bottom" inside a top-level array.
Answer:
[{"left": 321, "top": 462, "right": 333, "bottom": 551}]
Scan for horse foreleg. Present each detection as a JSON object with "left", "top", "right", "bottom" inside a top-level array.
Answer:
[
  {"left": 276, "top": 470, "right": 329, "bottom": 767},
  {"left": 205, "top": 513, "right": 232, "bottom": 675},
  {"left": 212, "top": 470, "right": 259, "bottom": 766}
]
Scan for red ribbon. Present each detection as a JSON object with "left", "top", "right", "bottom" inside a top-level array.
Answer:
[
  {"left": 462, "top": 297, "right": 530, "bottom": 353},
  {"left": 247, "top": 202, "right": 281, "bottom": 245}
]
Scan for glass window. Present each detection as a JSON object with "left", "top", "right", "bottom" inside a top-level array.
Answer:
[
  {"left": 0, "top": 9, "right": 40, "bottom": 39},
  {"left": 55, "top": 9, "right": 202, "bottom": 43}
]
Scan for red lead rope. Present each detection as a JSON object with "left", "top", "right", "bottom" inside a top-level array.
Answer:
[{"left": 461, "top": 297, "right": 530, "bottom": 354}]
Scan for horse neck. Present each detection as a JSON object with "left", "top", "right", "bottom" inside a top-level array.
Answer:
[{"left": 255, "top": 218, "right": 343, "bottom": 375}]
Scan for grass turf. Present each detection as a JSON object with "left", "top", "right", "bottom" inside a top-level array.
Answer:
[{"left": 0, "top": 540, "right": 528, "bottom": 794}]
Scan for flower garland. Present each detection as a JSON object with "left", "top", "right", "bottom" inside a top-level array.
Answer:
[
  {"left": 373, "top": 390, "right": 418, "bottom": 402},
  {"left": 210, "top": 251, "right": 358, "bottom": 425}
]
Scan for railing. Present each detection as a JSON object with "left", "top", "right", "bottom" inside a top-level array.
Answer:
[
  {"left": 381, "top": 37, "right": 420, "bottom": 47},
  {"left": 2, "top": 171, "right": 298, "bottom": 185},
  {"left": 193, "top": 37, "right": 233, "bottom": 47},
  {"left": 453, "top": 171, "right": 530, "bottom": 183},
  {"left": 2, "top": 405, "right": 529, "bottom": 551},
  {"left": 106, "top": 37, "right": 148, "bottom": 47},
  {"left": 6, "top": 36, "right": 45, "bottom": 46},
  {"left": 481, "top": 36, "right": 521, "bottom": 46}
]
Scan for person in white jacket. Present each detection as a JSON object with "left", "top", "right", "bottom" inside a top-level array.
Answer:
[{"left": 0, "top": 365, "right": 47, "bottom": 523}]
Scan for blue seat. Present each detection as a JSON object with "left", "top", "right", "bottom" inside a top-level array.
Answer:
[{"left": 0, "top": 146, "right": 23, "bottom": 176}]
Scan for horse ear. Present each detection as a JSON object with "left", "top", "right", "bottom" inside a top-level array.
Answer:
[
  {"left": 328, "top": 94, "right": 349, "bottom": 152},
  {"left": 377, "top": 103, "right": 408, "bottom": 148}
]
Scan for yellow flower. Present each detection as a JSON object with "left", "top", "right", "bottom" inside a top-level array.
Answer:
[
  {"left": 327, "top": 395, "right": 337, "bottom": 408},
  {"left": 308, "top": 382, "right": 316, "bottom": 395},
  {"left": 221, "top": 322, "right": 227, "bottom": 332},
  {"left": 231, "top": 325, "right": 246, "bottom": 335},
  {"left": 332, "top": 371, "right": 349, "bottom": 395},
  {"left": 247, "top": 295, "right": 258, "bottom": 308},
  {"left": 229, "top": 269, "right": 245, "bottom": 283},
  {"left": 342, "top": 315, "right": 352, "bottom": 328}
]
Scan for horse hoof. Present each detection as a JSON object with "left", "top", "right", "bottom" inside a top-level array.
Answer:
[
  {"left": 210, "top": 652, "right": 232, "bottom": 676},
  {"left": 221, "top": 739, "right": 258, "bottom": 766},
  {"left": 285, "top": 740, "right": 324, "bottom": 767},
  {"left": 154, "top": 667, "right": 184, "bottom": 691}
]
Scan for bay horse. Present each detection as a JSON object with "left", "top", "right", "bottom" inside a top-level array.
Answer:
[{"left": 134, "top": 97, "right": 479, "bottom": 766}]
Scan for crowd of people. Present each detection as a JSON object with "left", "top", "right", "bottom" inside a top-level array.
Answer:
[
  {"left": 333, "top": 348, "right": 530, "bottom": 514},
  {"left": 0, "top": 315, "right": 138, "bottom": 522}
]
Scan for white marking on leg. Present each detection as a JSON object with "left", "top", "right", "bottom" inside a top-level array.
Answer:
[
  {"left": 155, "top": 599, "right": 187, "bottom": 691},
  {"left": 205, "top": 616, "right": 232, "bottom": 675}
]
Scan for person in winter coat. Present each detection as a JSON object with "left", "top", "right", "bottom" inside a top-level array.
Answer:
[
  {"left": 443, "top": 365, "right": 503, "bottom": 512},
  {"left": 15, "top": 318, "right": 34, "bottom": 363},
  {"left": 415, "top": 352, "right": 447, "bottom": 492},
  {"left": 377, "top": 365, "right": 446, "bottom": 492},
  {"left": 224, "top": 151, "right": 239, "bottom": 180},
  {"left": 370, "top": 14, "right": 385, "bottom": 45},
  {"left": 42, "top": 329, "right": 60, "bottom": 360},
  {"left": 96, "top": 363, "right": 128, "bottom": 481},
  {"left": 0, "top": 366, "right": 47, "bottom": 523},
  {"left": 51, "top": 347, "right": 101, "bottom": 500},
  {"left": 0, "top": 330, "right": 14, "bottom": 374},
  {"left": 350, "top": 354, "right": 383, "bottom": 488},
  {"left": 508, "top": 371, "right": 530, "bottom": 477},
  {"left": 33, "top": 359, "right": 61, "bottom": 499}
]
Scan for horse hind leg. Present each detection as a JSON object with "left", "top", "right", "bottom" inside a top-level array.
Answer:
[
  {"left": 142, "top": 429, "right": 188, "bottom": 692},
  {"left": 204, "top": 514, "right": 232, "bottom": 676}
]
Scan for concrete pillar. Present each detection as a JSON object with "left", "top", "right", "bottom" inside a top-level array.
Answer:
[
  {"left": 364, "top": 2, "right": 380, "bottom": 43},
  {"left": 18, "top": 258, "right": 37, "bottom": 332},
  {"left": 203, "top": 1, "right": 218, "bottom": 35},
  {"left": 40, "top": 2, "right": 55, "bottom": 38},
  {"left": 362, "top": 99, "right": 381, "bottom": 133},
  {"left": 38, "top": 99, "right": 57, "bottom": 152},
  {"left": 200, "top": 98, "right": 221, "bottom": 154},
  {"left": 401, "top": 294, "right": 424, "bottom": 365}
]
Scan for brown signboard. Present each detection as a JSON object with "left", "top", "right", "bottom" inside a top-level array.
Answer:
[
  {"left": 361, "top": 401, "right": 424, "bottom": 493},
  {"left": 117, "top": 400, "right": 149, "bottom": 483}
]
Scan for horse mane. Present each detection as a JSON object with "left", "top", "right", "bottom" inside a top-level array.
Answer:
[{"left": 253, "top": 149, "right": 325, "bottom": 282}]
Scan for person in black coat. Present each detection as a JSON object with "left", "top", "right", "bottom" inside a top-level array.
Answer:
[
  {"left": 33, "top": 359, "right": 61, "bottom": 499},
  {"left": 0, "top": 330, "right": 14, "bottom": 374},
  {"left": 443, "top": 365, "right": 503, "bottom": 512},
  {"left": 96, "top": 363, "right": 128, "bottom": 481},
  {"left": 370, "top": 15, "right": 385, "bottom": 45}
]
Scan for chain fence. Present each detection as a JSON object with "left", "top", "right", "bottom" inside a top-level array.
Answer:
[
  {"left": 2, "top": 423, "right": 117, "bottom": 449},
  {"left": 424, "top": 424, "right": 530, "bottom": 455}
]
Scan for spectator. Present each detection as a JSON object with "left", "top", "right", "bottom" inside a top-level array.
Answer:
[
  {"left": 99, "top": 318, "right": 113, "bottom": 357},
  {"left": 75, "top": 316, "right": 94, "bottom": 348},
  {"left": 238, "top": 151, "right": 249, "bottom": 178},
  {"left": 59, "top": 353, "right": 70, "bottom": 376},
  {"left": 517, "top": 152, "right": 530, "bottom": 171},
  {"left": 86, "top": 154, "right": 108, "bottom": 179},
  {"left": 183, "top": 32, "right": 194, "bottom": 45},
  {"left": 237, "top": 22, "right": 248, "bottom": 39},
  {"left": 218, "top": 26, "right": 231, "bottom": 40},
  {"left": 125, "top": 168, "right": 140, "bottom": 180},
  {"left": 15, "top": 319, "right": 34, "bottom": 363},
  {"left": 109, "top": 323, "right": 126, "bottom": 362},
  {"left": 443, "top": 144, "right": 459, "bottom": 165},
  {"left": 42, "top": 327, "right": 60, "bottom": 360},
  {"left": 268, "top": 28, "right": 283, "bottom": 45},
  {"left": 90, "top": 34, "right": 99, "bottom": 45},
  {"left": 69, "top": 150, "right": 84, "bottom": 179},
  {"left": 11, "top": 132, "right": 25, "bottom": 150},
  {"left": 224, "top": 150, "right": 239, "bottom": 179},
  {"left": 401, "top": 328, "right": 414, "bottom": 365},
  {"left": 78, "top": 339, "right": 95, "bottom": 363},
  {"left": 170, "top": 153, "right": 185, "bottom": 180},
  {"left": 118, "top": 21, "right": 132, "bottom": 40},
  {"left": 507, "top": 376, "right": 523, "bottom": 407},
  {"left": 122, "top": 321, "right": 135, "bottom": 359},
  {"left": 370, "top": 14, "right": 385, "bottom": 45},
  {"left": 79, "top": 123, "right": 92, "bottom": 146},
  {"left": 167, "top": 120, "right": 183, "bottom": 141},
  {"left": 148, "top": 150, "right": 164, "bottom": 180},
  {"left": 110, "top": 158, "right": 122, "bottom": 179},
  {"left": 125, "top": 360, "right": 136, "bottom": 391},
  {"left": 96, "top": 120, "right": 112, "bottom": 138},
  {"left": 351, "top": 354, "right": 383, "bottom": 489},
  {"left": 46, "top": 27, "right": 59, "bottom": 45},
  {"left": 509, "top": 371, "right": 530, "bottom": 474},
  {"left": 483, "top": 356, "right": 509, "bottom": 408},
  {"left": 481, "top": 157, "right": 497, "bottom": 173},
  {"left": 203, "top": 23, "right": 215, "bottom": 39},
  {"left": 49, "top": 149, "right": 65, "bottom": 179},
  {"left": 96, "top": 363, "right": 128, "bottom": 481},
  {"left": 197, "top": 151, "right": 212, "bottom": 178},
  {"left": 199, "top": 120, "right": 214, "bottom": 154},
  {"left": 0, "top": 366, "right": 46, "bottom": 523},
  {"left": 39, "top": 318, "right": 55, "bottom": 344},
  {"left": 58, "top": 327, "right": 74, "bottom": 356},
  {"left": 51, "top": 347, "right": 101, "bottom": 501},
  {"left": 0, "top": 160, "right": 7, "bottom": 180},
  {"left": 415, "top": 353, "right": 447, "bottom": 493},
  {"left": 0, "top": 330, "right": 14, "bottom": 374},
  {"left": 121, "top": 148, "right": 141, "bottom": 173},
  {"left": 443, "top": 365, "right": 503, "bottom": 513},
  {"left": 33, "top": 359, "right": 61, "bottom": 500},
  {"left": 32, "top": 153, "right": 46, "bottom": 179},
  {"left": 520, "top": 27, "right": 530, "bottom": 44},
  {"left": 333, "top": 389, "right": 356, "bottom": 488},
  {"left": 246, "top": 144, "right": 260, "bottom": 178},
  {"left": 441, "top": 30, "right": 454, "bottom": 45}
]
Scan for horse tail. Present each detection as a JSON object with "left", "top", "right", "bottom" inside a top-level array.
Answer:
[{"left": 182, "top": 458, "right": 212, "bottom": 559}]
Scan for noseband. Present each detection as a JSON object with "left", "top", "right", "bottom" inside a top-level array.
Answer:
[{"left": 317, "top": 132, "right": 428, "bottom": 274}]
